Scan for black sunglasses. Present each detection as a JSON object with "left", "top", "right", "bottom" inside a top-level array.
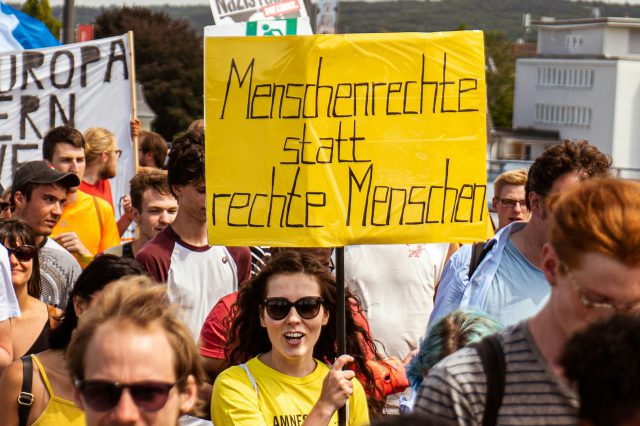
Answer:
[
  {"left": 263, "top": 297, "right": 325, "bottom": 321},
  {"left": 5, "top": 245, "right": 36, "bottom": 262},
  {"left": 75, "top": 379, "right": 176, "bottom": 412}
]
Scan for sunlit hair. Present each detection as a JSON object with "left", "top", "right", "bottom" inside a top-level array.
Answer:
[
  {"left": 407, "top": 309, "right": 503, "bottom": 392},
  {"left": 227, "top": 250, "right": 385, "bottom": 415},
  {"left": 548, "top": 178, "right": 640, "bottom": 269},
  {"left": 525, "top": 140, "right": 611, "bottom": 210},
  {"left": 129, "top": 170, "right": 172, "bottom": 212},
  {"left": 0, "top": 218, "right": 41, "bottom": 298},
  {"left": 561, "top": 314, "right": 640, "bottom": 426},
  {"left": 493, "top": 169, "right": 527, "bottom": 198},
  {"left": 48, "top": 255, "right": 147, "bottom": 350},
  {"left": 83, "top": 127, "right": 116, "bottom": 164},
  {"left": 66, "top": 276, "right": 204, "bottom": 405}
]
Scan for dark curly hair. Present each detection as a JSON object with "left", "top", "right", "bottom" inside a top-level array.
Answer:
[
  {"left": 167, "top": 131, "right": 204, "bottom": 198},
  {"left": 0, "top": 218, "right": 41, "bottom": 298},
  {"left": 525, "top": 139, "right": 611, "bottom": 210},
  {"left": 227, "top": 250, "right": 385, "bottom": 416},
  {"left": 48, "top": 254, "right": 147, "bottom": 350},
  {"left": 560, "top": 314, "right": 640, "bottom": 426}
]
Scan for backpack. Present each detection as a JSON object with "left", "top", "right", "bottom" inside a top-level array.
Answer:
[
  {"left": 472, "top": 334, "right": 506, "bottom": 426},
  {"left": 467, "top": 239, "right": 497, "bottom": 280}
]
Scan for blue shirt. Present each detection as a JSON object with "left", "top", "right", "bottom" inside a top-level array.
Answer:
[{"left": 483, "top": 238, "right": 549, "bottom": 326}]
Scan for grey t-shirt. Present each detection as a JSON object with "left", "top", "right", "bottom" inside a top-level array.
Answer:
[
  {"left": 413, "top": 321, "right": 578, "bottom": 426},
  {"left": 483, "top": 238, "right": 550, "bottom": 326},
  {"left": 39, "top": 237, "right": 82, "bottom": 308}
]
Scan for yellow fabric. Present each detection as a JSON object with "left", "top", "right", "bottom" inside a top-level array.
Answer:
[
  {"left": 212, "top": 357, "right": 369, "bottom": 426},
  {"left": 52, "top": 190, "right": 120, "bottom": 262},
  {"left": 30, "top": 355, "right": 85, "bottom": 426}
]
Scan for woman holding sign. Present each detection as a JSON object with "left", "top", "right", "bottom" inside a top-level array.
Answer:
[{"left": 211, "top": 251, "right": 377, "bottom": 425}]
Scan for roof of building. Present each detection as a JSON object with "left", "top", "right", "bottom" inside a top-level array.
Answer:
[
  {"left": 136, "top": 83, "right": 156, "bottom": 120},
  {"left": 532, "top": 17, "right": 640, "bottom": 29}
]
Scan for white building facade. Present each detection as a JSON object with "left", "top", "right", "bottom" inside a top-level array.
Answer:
[{"left": 513, "top": 18, "right": 640, "bottom": 174}]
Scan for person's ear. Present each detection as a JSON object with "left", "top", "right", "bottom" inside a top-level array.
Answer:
[
  {"left": 491, "top": 197, "right": 499, "bottom": 212},
  {"left": 13, "top": 191, "right": 25, "bottom": 210},
  {"left": 178, "top": 375, "right": 198, "bottom": 415},
  {"left": 144, "top": 152, "right": 155, "bottom": 167},
  {"left": 131, "top": 207, "right": 141, "bottom": 224},
  {"left": 528, "top": 191, "right": 544, "bottom": 218},
  {"left": 171, "top": 184, "right": 183, "bottom": 200},
  {"left": 321, "top": 308, "right": 329, "bottom": 326},
  {"left": 73, "top": 295, "right": 90, "bottom": 317},
  {"left": 259, "top": 306, "right": 266, "bottom": 328},
  {"left": 73, "top": 385, "right": 84, "bottom": 410},
  {"left": 541, "top": 243, "right": 560, "bottom": 287}
]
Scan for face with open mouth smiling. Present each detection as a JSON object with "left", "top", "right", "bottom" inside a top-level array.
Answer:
[{"left": 260, "top": 272, "right": 329, "bottom": 376}]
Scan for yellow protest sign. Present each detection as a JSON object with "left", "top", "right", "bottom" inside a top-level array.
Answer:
[{"left": 205, "top": 31, "right": 489, "bottom": 247}]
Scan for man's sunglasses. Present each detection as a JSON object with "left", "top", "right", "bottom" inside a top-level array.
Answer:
[
  {"left": 263, "top": 296, "right": 325, "bottom": 321},
  {"left": 5, "top": 245, "right": 37, "bottom": 262},
  {"left": 75, "top": 379, "right": 177, "bottom": 412}
]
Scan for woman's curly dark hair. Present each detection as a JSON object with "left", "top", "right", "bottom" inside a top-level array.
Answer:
[{"left": 227, "top": 250, "right": 385, "bottom": 416}]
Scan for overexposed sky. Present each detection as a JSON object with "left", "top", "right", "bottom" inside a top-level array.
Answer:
[
  {"left": 48, "top": 0, "right": 209, "bottom": 5},
  {"left": 44, "top": 0, "right": 640, "bottom": 5}
]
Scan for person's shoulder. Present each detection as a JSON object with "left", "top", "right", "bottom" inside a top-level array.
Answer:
[
  {"left": 92, "top": 194, "right": 112, "bottom": 211},
  {"left": 136, "top": 228, "right": 175, "bottom": 259},
  {"left": 430, "top": 346, "right": 483, "bottom": 374},
  {"left": 0, "top": 357, "right": 25, "bottom": 389},
  {"left": 215, "top": 363, "right": 253, "bottom": 387},
  {"left": 41, "top": 239, "right": 81, "bottom": 267},
  {"left": 40, "top": 237, "right": 73, "bottom": 257}
]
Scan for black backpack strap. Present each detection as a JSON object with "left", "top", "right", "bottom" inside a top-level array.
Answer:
[
  {"left": 18, "top": 355, "right": 34, "bottom": 426},
  {"left": 473, "top": 335, "right": 506, "bottom": 426},
  {"left": 468, "top": 239, "right": 497, "bottom": 280}
]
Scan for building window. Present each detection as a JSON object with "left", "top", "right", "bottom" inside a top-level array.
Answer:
[
  {"left": 534, "top": 103, "right": 592, "bottom": 127},
  {"left": 536, "top": 66, "right": 593, "bottom": 89},
  {"left": 564, "top": 34, "right": 584, "bottom": 48},
  {"left": 630, "top": 29, "right": 640, "bottom": 54}
]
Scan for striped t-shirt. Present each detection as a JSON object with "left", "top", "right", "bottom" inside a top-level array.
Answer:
[{"left": 413, "top": 321, "right": 579, "bottom": 425}]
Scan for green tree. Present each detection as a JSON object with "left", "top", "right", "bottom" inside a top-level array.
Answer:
[
  {"left": 484, "top": 30, "right": 515, "bottom": 128},
  {"left": 22, "top": 0, "right": 61, "bottom": 38},
  {"left": 94, "top": 7, "right": 203, "bottom": 140}
]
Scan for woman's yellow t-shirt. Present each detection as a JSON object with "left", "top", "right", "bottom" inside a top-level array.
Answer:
[{"left": 212, "top": 356, "right": 369, "bottom": 426}]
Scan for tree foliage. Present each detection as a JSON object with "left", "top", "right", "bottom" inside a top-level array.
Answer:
[
  {"left": 94, "top": 7, "right": 203, "bottom": 140},
  {"left": 22, "top": 0, "right": 61, "bottom": 38},
  {"left": 485, "top": 30, "right": 515, "bottom": 128}
]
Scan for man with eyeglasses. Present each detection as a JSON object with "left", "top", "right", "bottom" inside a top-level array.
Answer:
[
  {"left": 12, "top": 160, "right": 82, "bottom": 308},
  {"left": 66, "top": 276, "right": 201, "bottom": 426},
  {"left": 492, "top": 169, "right": 530, "bottom": 231},
  {"left": 430, "top": 140, "right": 611, "bottom": 328},
  {"left": 414, "top": 177, "right": 640, "bottom": 425}
]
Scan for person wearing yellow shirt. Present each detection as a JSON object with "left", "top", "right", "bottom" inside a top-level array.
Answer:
[
  {"left": 42, "top": 126, "right": 120, "bottom": 268},
  {"left": 212, "top": 251, "right": 377, "bottom": 426}
]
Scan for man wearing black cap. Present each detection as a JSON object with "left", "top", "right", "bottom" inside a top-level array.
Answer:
[{"left": 12, "top": 160, "right": 82, "bottom": 308}]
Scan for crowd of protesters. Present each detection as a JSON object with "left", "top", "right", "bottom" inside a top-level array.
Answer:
[{"left": 0, "top": 120, "right": 638, "bottom": 426}]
